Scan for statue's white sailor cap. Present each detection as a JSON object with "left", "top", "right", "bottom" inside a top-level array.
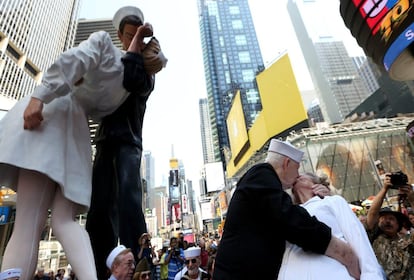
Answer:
[
  {"left": 106, "top": 245, "right": 127, "bottom": 269},
  {"left": 113, "top": 6, "right": 144, "bottom": 30},
  {"left": 0, "top": 268, "right": 21, "bottom": 279},
  {"left": 268, "top": 139, "right": 304, "bottom": 163}
]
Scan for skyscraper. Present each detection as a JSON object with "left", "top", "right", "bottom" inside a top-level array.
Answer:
[
  {"left": 353, "top": 56, "right": 380, "bottom": 95},
  {"left": 198, "top": 0, "right": 264, "bottom": 164},
  {"left": 0, "top": 0, "right": 80, "bottom": 104},
  {"left": 74, "top": 18, "right": 121, "bottom": 48},
  {"left": 287, "top": 0, "right": 371, "bottom": 124},
  {"left": 199, "top": 98, "right": 217, "bottom": 163},
  {"left": 142, "top": 150, "right": 156, "bottom": 208}
]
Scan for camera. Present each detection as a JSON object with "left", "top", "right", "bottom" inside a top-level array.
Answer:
[
  {"left": 389, "top": 171, "right": 408, "bottom": 189},
  {"left": 174, "top": 248, "right": 180, "bottom": 256}
]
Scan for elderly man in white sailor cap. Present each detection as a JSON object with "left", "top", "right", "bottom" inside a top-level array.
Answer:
[
  {"left": 106, "top": 245, "right": 136, "bottom": 280},
  {"left": 173, "top": 247, "right": 211, "bottom": 280},
  {"left": 0, "top": 268, "right": 21, "bottom": 280},
  {"left": 213, "top": 139, "right": 361, "bottom": 280}
]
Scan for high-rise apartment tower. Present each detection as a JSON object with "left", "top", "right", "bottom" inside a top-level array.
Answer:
[
  {"left": 287, "top": 0, "right": 371, "bottom": 123},
  {"left": 198, "top": 0, "right": 264, "bottom": 164}
]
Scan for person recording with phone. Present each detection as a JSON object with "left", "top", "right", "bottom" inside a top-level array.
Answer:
[{"left": 366, "top": 171, "right": 414, "bottom": 280}]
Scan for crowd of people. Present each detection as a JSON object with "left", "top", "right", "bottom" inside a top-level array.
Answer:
[
  {"left": 95, "top": 234, "right": 217, "bottom": 280},
  {"left": 0, "top": 233, "right": 218, "bottom": 280}
]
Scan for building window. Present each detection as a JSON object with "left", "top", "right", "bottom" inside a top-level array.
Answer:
[
  {"left": 225, "top": 71, "right": 231, "bottom": 84},
  {"left": 235, "top": 35, "right": 247, "bottom": 45},
  {"left": 238, "top": 52, "right": 251, "bottom": 63},
  {"left": 242, "top": 70, "right": 254, "bottom": 82},
  {"left": 232, "top": 20, "right": 243, "bottom": 29},
  {"left": 6, "top": 44, "right": 20, "bottom": 60},
  {"left": 219, "top": 36, "right": 224, "bottom": 47},
  {"left": 222, "top": 53, "right": 228, "bottom": 65},
  {"left": 229, "top": 6, "right": 240, "bottom": 15}
]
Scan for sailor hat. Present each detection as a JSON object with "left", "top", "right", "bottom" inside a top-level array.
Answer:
[
  {"left": 268, "top": 139, "right": 304, "bottom": 163},
  {"left": 113, "top": 6, "right": 144, "bottom": 30},
  {"left": 184, "top": 246, "right": 201, "bottom": 258},
  {"left": 106, "top": 245, "right": 127, "bottom": 269},
  {"left": 0, "top": 268, "right": 21, "bottom": 280}
]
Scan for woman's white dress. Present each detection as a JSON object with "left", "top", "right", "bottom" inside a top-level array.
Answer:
[
  {"left": 0, "top": 31, "right": 129, "bottom": 212},
  {"left": 278, "top": 195, "right": 385, "bottom": 280}
]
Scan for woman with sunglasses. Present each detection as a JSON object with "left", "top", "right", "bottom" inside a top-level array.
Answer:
[{"left": 133, "top": 258, "right": 152, "bottom": 280}]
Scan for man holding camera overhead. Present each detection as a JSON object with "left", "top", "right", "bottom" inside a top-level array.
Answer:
[
  {"left": 366, "top": 171, "right": 414, "bottom": 280},
  {"left": 137, "top": 233, "right": 156, "bottom": 277},
  {"left": 165, "top": 237, "right": 185, "bottom": 280}
]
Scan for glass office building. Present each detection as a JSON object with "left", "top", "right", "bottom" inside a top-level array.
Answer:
[
  {"left": 298, "top": 117, "right": 414, "bottom": 203},
  {"left": 198, "top": 0, "right": 264, "bottom": 163},
  {"left": 0, "top": 0, "right": 80, "bottom": 103}
]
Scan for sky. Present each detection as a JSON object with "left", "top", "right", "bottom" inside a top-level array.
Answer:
[{"left": 78, "top": 0, "right": 364, "bottom": 187}]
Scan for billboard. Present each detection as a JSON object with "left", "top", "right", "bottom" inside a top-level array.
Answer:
[
  {"left": 0, "top": 206, "right": 10, "bottom": 224},
  {"left": 226, "top": 91, "right": 249, "bottom": 165},
  {"left": 200, "top": 201, "right": 214, "bottom": 220},
  {"left": 170, "top": 158, "right": 179, "bottom": 169},
  {"left": 169, "top": 185, "right": 180, "bottom": 204},
  {"left": 169, "top": 169, "right": 179, "bottom": 186},
  {"left": 226, "top": 53, "right": 308, "bottom": 177},
  {"left": 181, "top": 194, "right": 188, "bottom": 214},
  {"left": 218, "top": 191, "right": 228, "bottom": 214},
  {"left": 205, "top": 162, "right": 226, "bottom": 193}
]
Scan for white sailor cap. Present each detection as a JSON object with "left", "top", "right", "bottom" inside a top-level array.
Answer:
[
  {"left": 0, "top": 268, "right": 21, "bottom": 280},
  {"left": 106, "top": 245, "right": 127, "bottom": 269},
  {"left": 113, "top": 6, "right": 144, "bottom": 30},
  {"left": 184, "top": 247, "right": 201, "bottom": 258},
  {"left": 268, "top": 139, "right": 304, "bottom": 163}
]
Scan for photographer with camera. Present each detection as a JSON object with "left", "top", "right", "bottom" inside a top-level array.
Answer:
[
  {"left": 366, "top": 171, "right": 414, "bottom": 280},
  {"left": 137, "top": 233, "right": 156, "bottom": 278},
  {"left": 165, "top": 237, "right": 185, "bottom": 280}
]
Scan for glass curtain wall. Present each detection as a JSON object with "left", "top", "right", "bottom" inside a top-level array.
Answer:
[{"left": 301, "top": 130, "right": 413, "bottom": 203}]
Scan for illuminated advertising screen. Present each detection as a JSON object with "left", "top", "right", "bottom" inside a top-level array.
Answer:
[
  {"left": 0, "top": 206, "right": 10, "bottom": 224},
  {"left": 169, "top": 169, "right": 179, "bottom": 186},
  {"left": 169, "top": 185, "right": 180, "bottom": 204}
]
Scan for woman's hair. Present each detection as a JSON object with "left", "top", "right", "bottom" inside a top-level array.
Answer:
[
  {"left": 303, "top": 172, "right": 330, "bottom": 187},
  {"left": 119, "top": 15, "right": 143, "bottom": 34}
]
